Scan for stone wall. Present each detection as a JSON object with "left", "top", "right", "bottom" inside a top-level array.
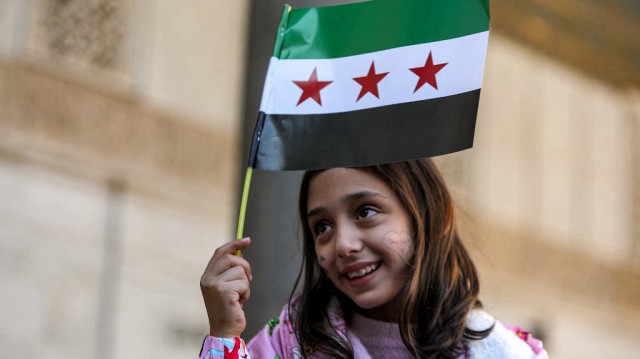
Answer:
[
  {"left": 434, "top": 35, "right": 640, "bottom": 357},
  {"left": 0, "top": 58, "right": 239, "bottom": 358},
  {"left": 0, "top": 0, "right": 249, "bottom": 358}
]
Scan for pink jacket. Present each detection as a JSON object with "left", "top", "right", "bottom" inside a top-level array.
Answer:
[{"left": 198, "top": 303, "right": 548, "bottom": 359}]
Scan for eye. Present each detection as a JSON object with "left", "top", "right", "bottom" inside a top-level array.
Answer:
[
  {"left": 313, "top": 221, "right": 332, "bottom": 236},
  {"left": 356, "top": 206, "right": 378, "bottom": 220}
]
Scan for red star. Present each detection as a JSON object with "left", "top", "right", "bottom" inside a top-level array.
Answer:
[
  {"left": 410, "top": 51, "right": 447, "bottom": 92},
  {"left": 293, "top": 67, "right": 333, "bottom": 106},
  {"left": 353, "top": 61, "right": 389, "bottom": 102}
]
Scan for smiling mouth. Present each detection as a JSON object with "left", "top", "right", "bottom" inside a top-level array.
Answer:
[{"left": 346, "top": 262, "right": 381, "bottom": 279}]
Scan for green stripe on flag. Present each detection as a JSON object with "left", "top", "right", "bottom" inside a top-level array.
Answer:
[{"left": 277, "top": 0, "right": 490, "bottom": 60}]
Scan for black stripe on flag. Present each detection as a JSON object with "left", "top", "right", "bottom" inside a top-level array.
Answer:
[{"left": 255, "top": 90, "right": 480, "bottom": 171}]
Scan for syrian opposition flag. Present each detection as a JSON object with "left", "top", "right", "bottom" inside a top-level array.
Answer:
[{"left": 251, "top": 0, "right": 490, "bottom": 171}]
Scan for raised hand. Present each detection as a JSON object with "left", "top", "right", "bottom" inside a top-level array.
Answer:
[{"left": 200, "top": 237, "right": 252, "bottom": 338}]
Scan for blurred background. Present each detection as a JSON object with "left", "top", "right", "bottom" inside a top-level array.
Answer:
[{"left": 0, "top": 0, "right": 639, "bottom": 358}]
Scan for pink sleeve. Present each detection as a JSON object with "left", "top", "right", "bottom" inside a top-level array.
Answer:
[
  {"left": 501, "top": 323, "right": 549, "bottom": 359},
  {"left": 198, "top": 336, "right": 250, "bottom": 359},
  {"left": 247, "top": 304, "right": 303, "bottom": 359},
  {"left": 198, "top": 304, "right": 303, "bottom": 359}
]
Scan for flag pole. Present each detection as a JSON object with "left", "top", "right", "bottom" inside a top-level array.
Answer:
[
  {"left": 235, "top": 112, "right": 266, "bottom": 256},
  {"left": 234, "top": 5, "right": 288, "bottom": 255}
]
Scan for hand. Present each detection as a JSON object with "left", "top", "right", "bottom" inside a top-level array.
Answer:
[{"left": 200, "top": 237, "right": 252, "bottom": 338}]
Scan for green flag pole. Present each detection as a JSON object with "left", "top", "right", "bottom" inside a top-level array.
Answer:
[
  {"left": 235, "top": 167, "right": 253, "bottom": 239},
  {"left": 234, "top": 166, "right": 253, "bottom": 256},
  {"left": 235, "top": 112, "right": 266, "bottom": 256},
  {"left": 234, "top": 5, "right": 289, "bottom": 255}
]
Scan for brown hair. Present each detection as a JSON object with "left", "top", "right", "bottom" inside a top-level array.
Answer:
[{"left": 290, "top": 159, "right": 492, "bottom": 358}]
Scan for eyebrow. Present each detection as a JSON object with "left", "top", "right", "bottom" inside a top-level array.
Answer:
[
  {"left": 341, "top": 190, "right": 382, "bottom": 203},
  {"left": 307, "top": 191, "right": 384, "bottom": 218}
]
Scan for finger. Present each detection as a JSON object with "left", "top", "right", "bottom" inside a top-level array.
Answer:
[
  {"left": 201, "top": 265, "right": 250, "bottom": 294},
  {"left": 213, "top": 265, "right": 251, "bottom": 284},
  {"left": 202, "top": 252, "right": 252, "bottom": 282},
  {"left": 204, "top": 237, "right": 251, "bottom": 273},
  {"left": 225, "top": 278, "right": 251, "bottom": 304},
  {"left": 206, "top": 253, "right": 252, "bottom": 281},
  {"left": 209, "top": 277, "right": 250, "bottom": 306}
]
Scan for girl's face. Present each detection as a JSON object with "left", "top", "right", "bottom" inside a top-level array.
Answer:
[{"left": 307, "top": 168, "right": 414, "bottom": 320}]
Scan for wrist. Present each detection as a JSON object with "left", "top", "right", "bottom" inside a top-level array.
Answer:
[{"left": 210, "top": 328, "right": 242, "bottom": 339}]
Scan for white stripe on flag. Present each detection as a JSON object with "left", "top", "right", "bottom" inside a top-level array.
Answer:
[{"left": 259, "top": 31, "right": 489, "bottom": 115}]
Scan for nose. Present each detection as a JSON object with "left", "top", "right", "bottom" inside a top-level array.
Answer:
[{"left": 334, "top": 223, "right": 364, "bottom": 257}]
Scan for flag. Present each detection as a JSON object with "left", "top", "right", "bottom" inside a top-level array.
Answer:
[{"left": 252, "top": 0, "right": 490, "bottom": 171}]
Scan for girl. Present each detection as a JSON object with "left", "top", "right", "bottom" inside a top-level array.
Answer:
[{"left": 198, "top": 159, "right": 547, "bottom": 358}]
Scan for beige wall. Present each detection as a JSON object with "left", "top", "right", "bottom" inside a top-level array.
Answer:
[
  {"left": 0, "top": 149, "right": 231, "bottom": 358},
  {"left": 436, "top": 35, "right": 640, "bottom": 358},
  {"left": 463, "top": 35, "right": 637, "bottom": 262},
  {"left": 7, "top": 0, "right": 248, "bottom": 132},
  {"left": 1, "top": 0, "right": 248, "bottom": 358},
  {"left": 138, "top": 0, "right": 249, "bottom": 132}
]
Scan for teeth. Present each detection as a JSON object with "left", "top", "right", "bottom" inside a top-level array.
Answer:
[{"left": 347, "top": 263, "right": 379, "bottom": 279}]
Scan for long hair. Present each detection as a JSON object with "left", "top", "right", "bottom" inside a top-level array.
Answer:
[{"left": 290, "top": 159, "right": 491, "bottom": 358}]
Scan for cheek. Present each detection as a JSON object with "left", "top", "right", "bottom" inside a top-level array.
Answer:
[
  {"left": 380, "top": 230, "right": 414, "bottom": 260},
  {"left": 315, "top": 246, "right": 334, "bottom": 271}
]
